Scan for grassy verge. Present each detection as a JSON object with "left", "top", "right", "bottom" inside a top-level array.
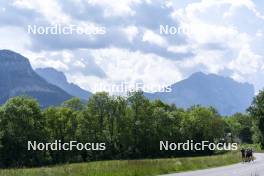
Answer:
[
  {"left": 0, "top": 152, "right": 240, "bottom": 176},
  {"left": 240, "top": 143, "right": 263, "bottom": 152}
]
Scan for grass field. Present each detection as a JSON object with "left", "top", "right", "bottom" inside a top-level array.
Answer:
[{"left": 0, "top": 152, "right": 240, "bottom": 176}]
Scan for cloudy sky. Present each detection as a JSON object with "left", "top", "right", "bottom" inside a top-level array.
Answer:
[{"left": 0, "top": 0, "right": 264, "bottom": 93}]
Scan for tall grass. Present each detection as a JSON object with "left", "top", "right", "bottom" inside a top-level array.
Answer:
[
  {"left": 0, "top": 152, "right": 240, "bottom": 176},
  {"left": 240, "top": 143, "right": 262, "bottom": 152}
]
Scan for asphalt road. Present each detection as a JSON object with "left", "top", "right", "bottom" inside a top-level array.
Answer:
[{"left": 161, "top": 153, "right": 264, "bottom": 176}]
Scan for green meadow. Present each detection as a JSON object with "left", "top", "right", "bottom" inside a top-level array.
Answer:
[{"left": 0, "top": 152, "right": 240, "bottom": 176}]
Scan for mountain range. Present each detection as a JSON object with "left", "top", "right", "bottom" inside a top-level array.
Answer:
[
  {"left": 35, "top": 67, "right": 92, "bottom": 100},
  {"left": 145, "top": 72, "right": 254, "bottom": 115},
  {"left": 0, "top": 49, "right": 255, "bottom": 115},
  {"left": 0, "top": 49, "right": 72, "bottom": 107}
]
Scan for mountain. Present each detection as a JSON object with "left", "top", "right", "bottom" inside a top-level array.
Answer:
[
  {"left": 0, "top": 49, "right": 72, "bottom": 107},
  {"left": 35, "top": 67, "right": 92, "bottom": 100},
  {"left": 145, "top": 72, "right": 254, "bottom": 115}
]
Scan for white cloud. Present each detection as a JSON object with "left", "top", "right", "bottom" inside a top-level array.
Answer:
[
  {"left": 256, "top": 30, "right": 263, "bottom": 37},
  {"left": 87, "top": 0, "right": 140, "bottom": 17},
  {"left": 142, "top": 30, "right": 167, "bottom": 47},
  {"left": 13, "top": 0, "right": 71, "bottom": 23},
  {"left": 0, "top": 26, "right": 30, "bottom": 52},
  {"left": 122, "top": 26, "right": 139, "bottom": 42},
  {"left": 170, "top": 0, "right": 264, "bottom": 92},
  {"left": 228, "top": 46, "right": 263, "bottom": 75},
  {"left": 167, "top": 45, "right": 191, "bottom": 53},
  {"left": 85, "top": 48, "right": 182, "bottom": 93},
  {"left": 1, "top": 0, "right": 264, "bottom": 94}
]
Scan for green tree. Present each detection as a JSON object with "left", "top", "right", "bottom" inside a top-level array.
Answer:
[
  {"left": 152, "top": 102, "right": 183, "bottom": 157},
  {"left": 225, "top": 113, "right": 253, "bottom": 143},
  {"left": 0, "top": 96, "right": 47, "bottom": 167},
  {"left": 127, "top": 91, "right": 154, "bottom": 157},
  {"left": 0, "top": 92, "right": 237, "bottom": 167},
  {"left": 62, "top": 97, "right": 85, "bottom": 111},
  {"left": 248, "top": 90, "right": 264, "bottom": 147},
  {"left": 181, "top": 106, "right": 225, "bottom": 154},
  {"left": 78, "top": 92, "right": 114, "bottom": 160},
  {"left": 43, "top": 106, "right": 79, "bottom": 163},
  {"left": 87, "top": 92, "right": 111, "bottom": 133}
]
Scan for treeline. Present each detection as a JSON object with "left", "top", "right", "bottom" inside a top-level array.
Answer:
[{"left": 0, "top": 91, "right": 256, "bottom": 167}]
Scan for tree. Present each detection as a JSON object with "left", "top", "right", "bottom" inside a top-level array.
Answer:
[
  {"left": 79, "top": 92, "right": 115, "bottom": 160},
  {"left": 248, "top": 90, "right": 264, "bottom": 147},
  {"left": 181, "top": 106, "right": 225, "bottom": 155},
  {"left": 87, "top": 92, "right": 111, "bottom": 132},
  {"left": 225, "top": 113, "right": 253, "bottom": 143},
  {"left": 62, "top": 97, "right": 85, "bottom": 111},
  {"left": 152, "top": 104, "right": 183, "bottom": 157},
  {"left": 127, "top": 91, "right": 154, "bottom": 157},
  {"left": 0, "top": 92, "right": 242, "bottom": 167},
  {"left": 0, "top": 96, "right": 47, "bottom": 167},
  {"left": 43, "top": 106, "right": 79, "bottom": 163}
]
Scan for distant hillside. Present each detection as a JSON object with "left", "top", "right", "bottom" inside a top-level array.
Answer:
[
  {"left": 36, "top": 67, "right": 92, "bottom": 100},
  {"left": 0, "top": 50, "right": 71, "bottom": 107},
  {"left": 145, "top": 72, "right": 254, "bottom": 115}
]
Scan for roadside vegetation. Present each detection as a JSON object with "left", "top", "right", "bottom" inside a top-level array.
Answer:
[{"left": 0, "top": 152, "right": 240, "bottom": 176}]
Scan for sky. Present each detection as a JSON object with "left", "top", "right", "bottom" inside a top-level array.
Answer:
[{"left": 0, "top": 0, "right": 264, "bottom": 94}]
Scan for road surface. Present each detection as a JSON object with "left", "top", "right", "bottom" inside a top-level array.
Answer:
[{"left": 161, "top": 153, "right": 264, "bottom": 176}]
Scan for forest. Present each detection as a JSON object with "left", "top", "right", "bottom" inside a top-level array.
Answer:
[{"left": 0, "top": 90, "right": 263, "bottom": 168}]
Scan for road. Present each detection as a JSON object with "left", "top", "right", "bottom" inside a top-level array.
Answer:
[{"left": 161, "top": 153, "right": 264, "bottom": 176}]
